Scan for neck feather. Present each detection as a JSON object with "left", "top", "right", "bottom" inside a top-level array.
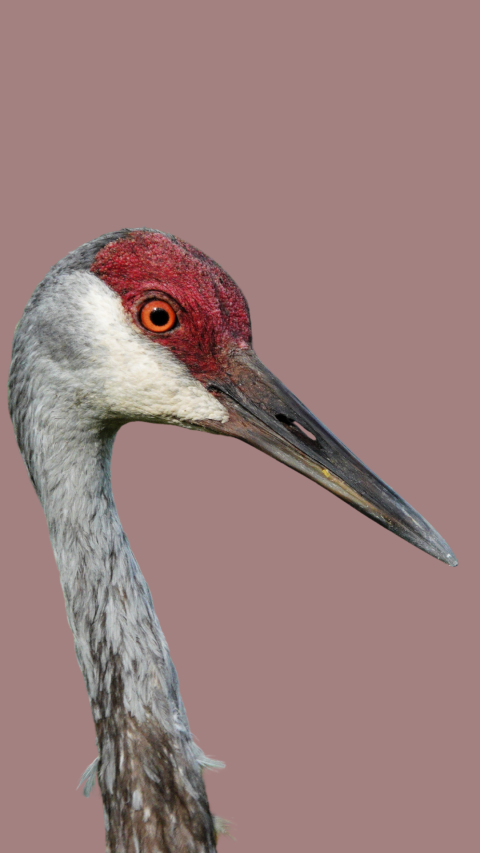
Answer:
[{"left": 20, "top": 406, "right": 218, "bottom": 852}]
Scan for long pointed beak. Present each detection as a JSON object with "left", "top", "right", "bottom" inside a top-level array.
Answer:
[{"left": 200, "top": 349, "right": 457, "bottom": 566}]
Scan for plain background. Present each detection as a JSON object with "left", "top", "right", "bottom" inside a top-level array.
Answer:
[{"left": 1, "top": 2, "right": 477, "bottom": 851}]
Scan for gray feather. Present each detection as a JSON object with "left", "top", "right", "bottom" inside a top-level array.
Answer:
[{"left": 9, "top": 233, "right": 222, "bottom": 852}]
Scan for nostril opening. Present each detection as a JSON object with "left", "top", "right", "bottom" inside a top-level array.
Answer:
[
  {"left": 293, "top": 422, "right": 317, "bottom": 441},
  {"left": 275, "top": 413, "right": 316, "bottom": 442},
  {"left": 207, "top": 384, "right": 224, "bottom": 394},
  {"left": 275, "top": 413, "right": 294, "bottom": 426}
]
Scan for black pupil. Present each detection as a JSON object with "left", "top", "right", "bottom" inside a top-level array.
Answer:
[{"left": 150, "top": 307, "right": 170, "bottom": 327}]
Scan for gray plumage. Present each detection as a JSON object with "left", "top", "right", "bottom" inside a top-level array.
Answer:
[{"left": 9, "top": 236, "right": 224, "bottom": 852}]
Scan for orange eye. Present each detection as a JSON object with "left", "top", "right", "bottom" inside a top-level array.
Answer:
[{"left": 139, "top": 300, "right": 177, "bottom": 332}]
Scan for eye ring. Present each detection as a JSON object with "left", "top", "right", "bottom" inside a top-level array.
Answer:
[{"left": 139, "top": 300, "right": 177, "bottom": 333}]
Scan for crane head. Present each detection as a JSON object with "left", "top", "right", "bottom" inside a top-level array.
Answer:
[{"left": 11, "top": 229, "right": 457, "bottom": 566}]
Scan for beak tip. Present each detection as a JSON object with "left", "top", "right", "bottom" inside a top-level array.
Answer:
[{"left": 433, "top": 538, "right": 458, "bottom": 566}]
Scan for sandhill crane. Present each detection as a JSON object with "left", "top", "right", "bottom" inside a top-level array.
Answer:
[{"left": 8, "top": 229, "right": 456, "bottom": 853}]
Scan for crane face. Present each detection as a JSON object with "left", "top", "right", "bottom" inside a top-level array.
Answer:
[{"left": 11, "top": 228, "right": 457, "bottom": 566}]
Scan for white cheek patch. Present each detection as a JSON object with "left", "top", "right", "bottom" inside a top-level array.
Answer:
[{"left": 77, "top": 273, "right": 228, "bottom": 424}]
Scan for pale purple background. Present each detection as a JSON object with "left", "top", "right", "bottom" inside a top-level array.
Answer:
[{"left": 1, "top": 2, "right": 478, "bottom": 850}]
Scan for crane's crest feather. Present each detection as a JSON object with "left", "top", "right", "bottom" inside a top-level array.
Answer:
[{"left": 91, "top": 230, "right": 252, "bottom": 382}]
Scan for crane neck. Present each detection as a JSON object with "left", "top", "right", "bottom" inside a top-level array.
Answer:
[
  {"left": 21, "top": 408, "right": 218, "bottom": 852},
  {"left": 38, "top": 422, "right": 171, "bottom": 721}
]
